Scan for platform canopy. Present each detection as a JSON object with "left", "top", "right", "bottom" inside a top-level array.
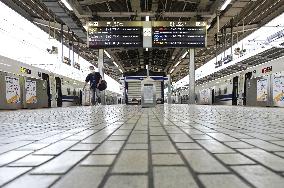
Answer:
[{"left": 3, "top": 0, "right": 284, "bottom": 83}]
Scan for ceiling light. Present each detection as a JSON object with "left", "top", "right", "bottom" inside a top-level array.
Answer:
[
  {"left": 119, "top": 69, "right": 123, "bottom": 73},
  {"left": 174, "top": 61, "right": 181, "bottom": 68},
  {"left": 170, "top": 69, "right": 174, "bottom": 74},
  {"left": 104, "top": 50, "right": 111, "bottom": 59},
  {"left": 181, "top": 51, "right": 188, "bottom": 59},
  {"left": 113, "top": 61, "right": 119, "bottom": 67},
  {"left": 220, "top": 0, "right": 232, "bottom": 11},
  {"left": 61, "top": 0, "right": 73, "bottom": 11}
]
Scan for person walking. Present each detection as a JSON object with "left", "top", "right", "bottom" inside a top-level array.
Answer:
[{"left": 83, "top": 66, "right": 102, "bottom": 105}]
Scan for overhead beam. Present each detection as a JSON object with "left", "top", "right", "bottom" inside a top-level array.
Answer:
[
  {"left": 80, "top": 0, "right": 116, "bottom": 6},
  {"left": 94, "top": 11, "right": 213, "bottom": 18},
  {"left": 206, "top": 23, "right": 259, "bottom": 37},
  {"left": 33, "top": 18, "right": 69, "bottom": 31}
]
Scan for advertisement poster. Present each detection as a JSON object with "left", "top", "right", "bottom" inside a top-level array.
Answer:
[
  {"left": 25, "top": 80, "right": 37, "bottom": 104},
  {"left": 5, "top": 76, "right": 20, "bottom": 104},
  {"left": 200, "top": 89, "right": 210, "bottom": 103},
  {"left": 257, "top": 78, "right": 268, "bottom": 101},
  {"left": 273, "top": 75, "right": 284, "bottom": 105},
  {"left": 144, "top": 85, "right": 154, "bottom": 103}
]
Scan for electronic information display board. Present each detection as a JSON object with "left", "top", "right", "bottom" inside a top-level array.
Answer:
[
  {"left": 152, "top": 26, "right": 206, "bottom": 48},
  {"left": 88, "top": 27, "right": 143, "bottom": 48}
]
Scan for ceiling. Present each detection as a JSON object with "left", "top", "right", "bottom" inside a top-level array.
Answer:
[{"left": 3, "top": 0, "right": 284, "bottom": 82}]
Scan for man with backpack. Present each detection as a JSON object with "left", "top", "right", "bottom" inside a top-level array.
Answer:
[{"left": 83, "top": 66, "right": 102, "bottom": 105}]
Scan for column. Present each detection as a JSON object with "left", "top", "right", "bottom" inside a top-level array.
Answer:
[
  {"left": 61, "top": 24, "right": 64, "bottom": 63},
  {"left": 98, "top": 49, "right": 105, "bottom": 105},
  {"left": 188, "top": 48, "right": 195, "bottom": 104},
  {"left": 167, "top": 74, "right": 172, "bottom": 104}
]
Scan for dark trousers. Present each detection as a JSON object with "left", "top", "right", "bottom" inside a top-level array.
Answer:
[{"left": 91, "top": 88, "right": 99, "bottom": 105}]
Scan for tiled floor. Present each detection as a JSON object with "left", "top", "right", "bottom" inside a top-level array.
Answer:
[{"left": 0, "top": 104, "right": 284, "bottom": 188}]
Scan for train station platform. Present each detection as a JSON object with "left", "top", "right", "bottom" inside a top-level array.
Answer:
[{"left": 0, "top": 104, "right": 284, "bottom": 188}]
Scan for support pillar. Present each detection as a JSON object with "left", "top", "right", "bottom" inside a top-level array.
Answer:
[
  {"left": 188, "top": 49, "right": 195, "bottom": 104},
  {"left": 72, "top": 32, "right": 75, "bottom": 67},
  {"left": 230, "top": 19, "right": 234, "bottom": 56},
  {"left": 98, "top": 49, "right": 105, "bottom": 105},
  {"left": 167, "top": 74, "right": 172, "bottom": 104},
  {"left": 60, "top": 24, "right": 63, "bottom": 63}
]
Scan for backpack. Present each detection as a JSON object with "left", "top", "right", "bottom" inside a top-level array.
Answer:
[{"left": 97, "top": 80, "right": 107, "bottom": 91}]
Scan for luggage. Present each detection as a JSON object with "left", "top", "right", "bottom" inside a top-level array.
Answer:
[{"left": 97, "top": 80, "right": 107, "bottom": 91}]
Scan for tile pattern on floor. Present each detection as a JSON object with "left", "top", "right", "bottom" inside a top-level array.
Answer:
[{"left": 0, "top": 104, "right": 284, "bottom": 188}]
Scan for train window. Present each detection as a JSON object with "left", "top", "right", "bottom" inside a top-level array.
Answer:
[
  {"left": 73, "top": 89, "right": 76, "bottom": 96},
  {"left": 67, "top": 88, "right": 71, "bottom": 95},
  {"left": 218, "top": 88, "right": 221, "bottom": 95},
  {"left": 224, "top": 87, "right": 227, "bottom": 94}
]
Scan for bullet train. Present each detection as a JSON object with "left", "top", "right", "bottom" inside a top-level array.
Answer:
[
  {"left": 0, "top": 54, "right": 119, "bottom": 110},
  {"left": 176, "top": 56, "right": 284, "bottom": 107}
]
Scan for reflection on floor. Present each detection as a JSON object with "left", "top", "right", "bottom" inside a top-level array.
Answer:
[{"left": 0, "top": 104, "right": 284, "bottom": 188}]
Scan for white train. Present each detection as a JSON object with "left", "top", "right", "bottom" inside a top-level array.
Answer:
[
  {"left": 193, "top": 56, "right": 284, "bottom": 107},
  {"left": 174, "top": 56, "right": 284, "bottom": 107},
  {"left": 0, "top": 55, "right": 119, "bottom": 110}
]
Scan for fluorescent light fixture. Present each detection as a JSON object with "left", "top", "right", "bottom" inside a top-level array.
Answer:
[
  {"left": 104, "top": 50, "right": 111, "bottom": 58},
  {"left": 146, "top": 48, "right": 149, "bottom": 51},
  {"left": 181, "top": 51, "right": 188, "bottom": 59},
  {"left": 113, "top": 61, "right": 119, "bottom": 67},
  {"left": 174, "top": 61, "right": 181, "bottom": 68},
  {"left": 146, "top": 16, "right": 150, "bottom": 21},
  {"left": 61, "top": 0, "right": 73, "bottom": 11},
  {"left": 170, "top": 69, "right": 174, "bottom": 74},
  {"left": 119, "top": 69, "right": 123, "bottom": 73},
  {"left": 220, "top": 0, "right": 232, "bottom": 11}
]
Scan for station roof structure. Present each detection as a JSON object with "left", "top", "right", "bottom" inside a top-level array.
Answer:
[{"left": 2, "top": 0, "right": 284, "bottom": 82}]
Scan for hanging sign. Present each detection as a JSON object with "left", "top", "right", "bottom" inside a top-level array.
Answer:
[
  {"left": 25, "top": 80, "right": 37, "bottom": 104},
  {"left": 5, "top": 76, "right": 20, "bottom": 104},
  {"left": 272, "top": 75, "right": 284, "bottom": 105},
  {"left": 257, "top": 78, "right": 268, "bottom": 101}
]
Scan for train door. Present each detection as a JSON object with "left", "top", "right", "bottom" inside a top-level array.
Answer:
[
  {"left": 246, "top": 76, "right": 270, "bottom": 107},
  {"left": 42, "top": 73, "right": 51, "bottom": 107},
  {"left": 211, "top": 89, "right": 215, "bottom": 104},
  {"left": 232, "top": 76, "right": 239, "bottom": 105},
  {"left": 55, "top": 77, "right": 62, "bottom": 107},
  {"left": 243, "top": 72, "right": 252, "bottom": 106},
  {"left": 79, "top": 90, "right": 83, "bottom": 105}
]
